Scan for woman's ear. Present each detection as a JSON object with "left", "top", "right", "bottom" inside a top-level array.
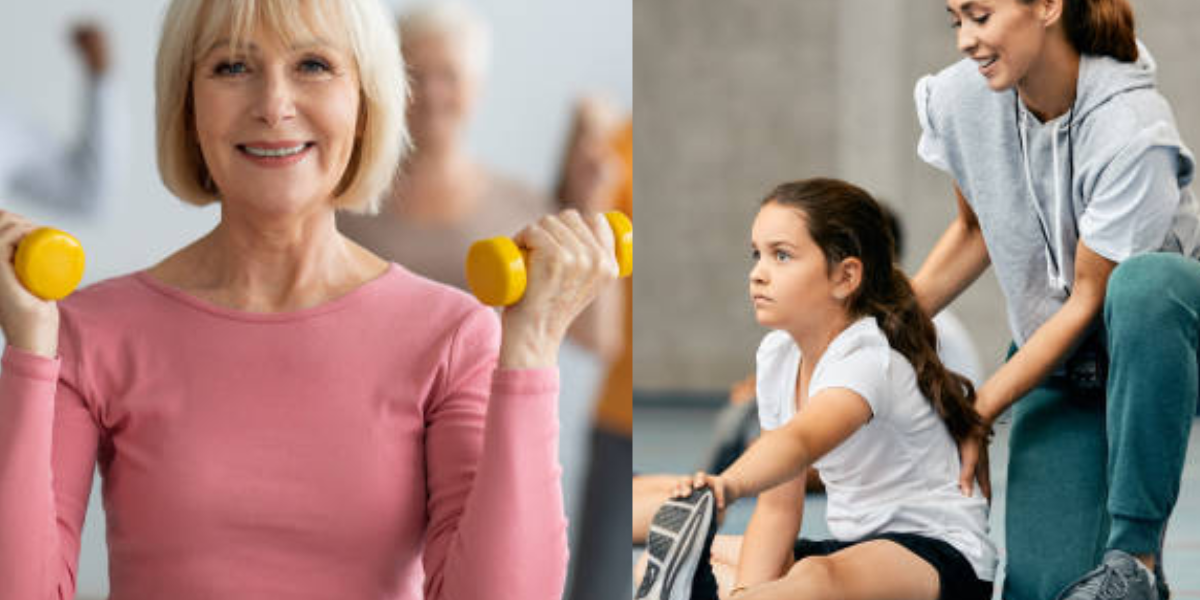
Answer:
[
  {"left": 1039, "top": 0, "right": 1065, "bottom": 28},
  {"left": 832, "top": 257, "right": 863, "bottom": 301}
]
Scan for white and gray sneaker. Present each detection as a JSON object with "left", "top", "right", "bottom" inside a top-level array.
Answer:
[
  {"left": 1055, "top": 550, "right": 1158, "bottom": 600},
  {"left": 634, "top": 488, "right": 718, "bottom": 600}
]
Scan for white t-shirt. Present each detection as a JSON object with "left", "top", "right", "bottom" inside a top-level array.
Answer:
[{"left": 755, "top": 317, "right": 997, "bottom": 581}]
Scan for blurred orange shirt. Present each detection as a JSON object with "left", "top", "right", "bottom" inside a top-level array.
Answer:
[{"left": 594, "top": 119, "right": 632, "bottom": 436}]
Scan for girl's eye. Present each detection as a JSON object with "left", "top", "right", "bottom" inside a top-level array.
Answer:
[
  {"left": 751, "top": 249, "right": 761, "bottom": 261},
  {"left": 299, "top": 58, "right": 332, "bottom": 74},
  {"left": 949, "top": 19, "right": 962, "bottom": 30},
  {"left": 775, "top": 250, "right": 791, "bottom": 262},
  {"left": 214, "top": 61, "right": 248, "bottom": 76},
  {"left": 972, "top": 14, "right": 990, "bottom": 25}
]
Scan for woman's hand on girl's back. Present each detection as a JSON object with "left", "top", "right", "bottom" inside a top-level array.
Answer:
[{"left": 957, "top": 429, "right": 992, "bottom": 502}]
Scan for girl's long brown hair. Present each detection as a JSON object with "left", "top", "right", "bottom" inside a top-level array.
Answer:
[{"left": 764, "top": 178, "right": 985, "bottom": 444}]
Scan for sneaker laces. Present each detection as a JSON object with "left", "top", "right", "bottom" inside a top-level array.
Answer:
[{"left": 1095, "top": 567, "right": 1130, "bottom": 600}]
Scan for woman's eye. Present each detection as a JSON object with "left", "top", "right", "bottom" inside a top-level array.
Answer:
[
  {"left": 972, "top": 14, "right": 990, "bottom": 25},
  {"left": 949, "top": 19, "right": 962, "bottom": 30},
  {"left": 751, "top": 249, "right": 761, "bottom": 261},
  {"left": 775, "top": 250, "right": 791, "bottom": 262},
  {"left": 214, "top": 61, "right": 248, "bottom": 76},
  {"left": 299, "top": 58, "right": 331, "bottom": 74}
]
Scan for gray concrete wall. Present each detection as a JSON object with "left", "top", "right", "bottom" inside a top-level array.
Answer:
[{"left": 634, "top": 0, "right": 1200, "bottom": 392}]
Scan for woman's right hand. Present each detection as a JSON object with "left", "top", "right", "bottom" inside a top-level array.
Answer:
[{"left": 0, "top": 210, "right": 60, "bottom": 358}]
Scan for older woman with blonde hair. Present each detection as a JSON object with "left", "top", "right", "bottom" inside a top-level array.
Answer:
[{"left": 0, "top": 0, "right": 615, "bottom": 598}]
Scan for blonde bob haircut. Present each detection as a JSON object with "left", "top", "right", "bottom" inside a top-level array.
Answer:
[{"left": 155, "top": 0, "right": 408, "bottom": 214}]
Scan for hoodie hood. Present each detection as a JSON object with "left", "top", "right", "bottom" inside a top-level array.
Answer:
[{"left": 1073, "top": 40, "right": 1158, "bottom": 123}]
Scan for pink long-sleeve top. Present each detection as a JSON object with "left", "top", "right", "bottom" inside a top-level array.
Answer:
[{"left": 0, "top": 264, "right": 568, "bottom": 600}]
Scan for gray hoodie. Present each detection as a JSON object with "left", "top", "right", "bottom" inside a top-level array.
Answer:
[{"left": 915, "top": 42, "right": 1199, "bottom": 346}]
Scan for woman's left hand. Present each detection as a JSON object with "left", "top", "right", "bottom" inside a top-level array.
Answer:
[
  {"left": 957, "top": 428, "right": 992, "bottom": 501},
  {"left": 498, "top": 209, "right": 619, "bottom": 368}
]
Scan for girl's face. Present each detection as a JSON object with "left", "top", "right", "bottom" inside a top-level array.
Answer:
[
  {"left": 947, "top": 0, "right": 1052, "bottom": 91},
  {"left": 749, "top": 203, "right": 852, "bottom": 333}
]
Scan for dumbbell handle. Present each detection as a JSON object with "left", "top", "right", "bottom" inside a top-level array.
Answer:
[
  {"left": 14, "top": 228, "right": 86, "bottom": 301},
  {"left": 465, "top": 211, "right": 632, "bottom": 306}
]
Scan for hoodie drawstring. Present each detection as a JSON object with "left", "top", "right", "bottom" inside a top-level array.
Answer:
[{"left": 1015, "top": 91, "right": 1077, "bottom": 296}]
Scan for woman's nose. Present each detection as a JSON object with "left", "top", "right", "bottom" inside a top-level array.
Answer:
[
  {"left": 254, "top": 70, "right": 296, "bottom": 127},
  {"left": 956, "top": 24, "right": 978, "bottom": 55}
]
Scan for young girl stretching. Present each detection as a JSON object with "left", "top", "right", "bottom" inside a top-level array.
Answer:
[{"left": 635, "top": 178, "right": 997, "bottom": 600}]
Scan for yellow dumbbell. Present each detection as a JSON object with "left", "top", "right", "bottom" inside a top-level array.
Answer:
[
  {"left": 14, "top": 228, "right": 86, "bottom": 301},
  {"left": 466, "top": 211, "right": 632, "bottom": 306}
]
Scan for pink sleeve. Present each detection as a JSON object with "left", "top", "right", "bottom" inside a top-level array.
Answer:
[
  {"left": 422, "top": 309, "right": 568, "bottom": 600},
  {"left": 0, "top": 345, "right": 101, "bottom": 600}
]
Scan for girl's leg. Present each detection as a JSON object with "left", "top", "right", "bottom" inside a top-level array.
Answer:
[
  {"left": 633, "top": 474, "right": 682, "bottom": 543},
  {"left": 1003, "top": 382, "right": 1109, "bottom": 600},
  {"left": 632, "top": 533, "right": 744, "bottom": 598},
  {"left": 733, "top": 539, "right": 939, "bottom": 600},
  {"left": 710, "top": 534, "right": 757, "bottom": 599},
  {"left": 634, "top": 548, "right": 650, "bottom": 586},
  {"left": 1103, "top": 253, "right": 1200, "bottom": 557}
]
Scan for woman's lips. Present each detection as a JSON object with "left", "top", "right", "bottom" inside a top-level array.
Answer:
[{"left": 237, "top": 141, "right": 315, "bottom": 168}]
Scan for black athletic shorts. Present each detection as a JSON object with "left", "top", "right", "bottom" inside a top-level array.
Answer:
[{"left": 792, "top": 532, "right": 993, "bottom": 600}]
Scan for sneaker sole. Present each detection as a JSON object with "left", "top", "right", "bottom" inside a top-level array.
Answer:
[{"left": 635, "top": 488, "right": 716, "bottom": 600}]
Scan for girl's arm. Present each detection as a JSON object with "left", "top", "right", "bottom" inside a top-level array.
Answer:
[
  {"left": 911, "top": 185, "right": 991, "bottom": 317},
  {"left": 723, "top": 388, "right": 870, "bottom": 502},
  {"left": 733, "top": 469, "right": 806, "bottom": 591},
  {"left": 676, "top": 388, "right": 871, "bottom": 510}
]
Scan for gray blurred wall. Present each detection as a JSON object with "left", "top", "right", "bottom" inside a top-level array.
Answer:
[{"left": 634, "top": 0, "right": 1200, "bottom": 393}]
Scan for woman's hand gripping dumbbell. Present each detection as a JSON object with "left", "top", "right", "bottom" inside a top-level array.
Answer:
[
  {"left": 466, "top": 210, "right": 631, "bottom": 307},
  {"left": 0, "top": 210, "right": 86, "bottom": 358}
]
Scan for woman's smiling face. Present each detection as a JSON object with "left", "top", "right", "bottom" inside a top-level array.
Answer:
[
  {"left": 191, "top": 28, "right": 361, "bottom": 216},
  {"left": 947, "top": 0, "right": 1050, "bottom": 91}
]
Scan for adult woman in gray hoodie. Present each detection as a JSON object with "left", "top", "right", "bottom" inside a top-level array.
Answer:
[{"left": 913, "top": 1, "right": 1199, "bottom": 599}]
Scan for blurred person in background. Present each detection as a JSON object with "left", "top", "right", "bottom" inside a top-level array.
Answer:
[
  {"left": 338, "top": 2, "right": 623, "bottom": 359},
  {"left": 337, "top": 1, "right": 548, "bottom": 293},
  {"left": 0, "top": 22, "right": 126, "bottom": 215}
]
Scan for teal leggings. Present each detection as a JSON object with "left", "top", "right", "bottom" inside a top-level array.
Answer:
[{"left": 1002, "top": 253, "right": 1200, "bottom": 600}]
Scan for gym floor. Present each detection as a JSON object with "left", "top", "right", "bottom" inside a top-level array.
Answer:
[{"left": 633, "top": 401, "right": 1200, "bottom": 599}]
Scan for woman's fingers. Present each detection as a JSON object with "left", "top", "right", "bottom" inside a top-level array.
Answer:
[
  {"left": 497, "top": 209, "right": 623, "bottom": 368},
  {"left": 977, "top": 441, "right": 993, "bottom": 501},
  {"left": 957, "top": 437, "right": 978, "bottom": 497},
  {"left": 0, "top": 210, "right": 37, "bottom": 276}
]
